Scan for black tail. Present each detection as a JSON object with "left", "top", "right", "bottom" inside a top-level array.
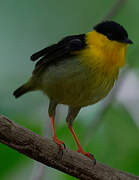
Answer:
[{"left": 13, "top": 82, "right": 32, "bottom": 98}]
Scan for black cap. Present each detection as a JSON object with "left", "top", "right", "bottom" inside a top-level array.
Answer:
[{"left": 94, "top": 21, "right": 133, "bottom": 44}]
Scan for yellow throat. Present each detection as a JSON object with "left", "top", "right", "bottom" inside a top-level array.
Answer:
[{"left": 78, "top": 30, "right": 128, "bottom": 72}]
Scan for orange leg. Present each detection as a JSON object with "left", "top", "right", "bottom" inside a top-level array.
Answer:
[
  {"left": 50, "top": 116, "right": 64, "bottom": 149},
  {"left": 68, "top": 125, "right": 94, "bottom": 160}
]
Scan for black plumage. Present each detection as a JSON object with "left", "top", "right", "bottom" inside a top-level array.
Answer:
[
  {"left": 94, "top": 21, "right": 132, "bottom": 43},
  {"left": 30, "top": 34, "right": 86, "bottom": 74}
]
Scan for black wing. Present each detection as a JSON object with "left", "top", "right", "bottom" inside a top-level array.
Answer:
[{"left": 30, "top": 34, "right": 86, "bottom": 75}]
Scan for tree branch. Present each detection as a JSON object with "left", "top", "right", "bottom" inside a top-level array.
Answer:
[{"left": 0, "top": 114, "right": 138, "bottom": 180}]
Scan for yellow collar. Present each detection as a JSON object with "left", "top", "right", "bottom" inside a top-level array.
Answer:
[{"left": 83, "top": 30, "right": 128, "bottom": 69}]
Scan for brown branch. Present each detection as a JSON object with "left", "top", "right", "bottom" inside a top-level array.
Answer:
[
  {"left": 0, "top": 114, "right": 138, "bottom": 180},
  {"left": 30, "top": 104, "right": 51, "bottom": 180}
]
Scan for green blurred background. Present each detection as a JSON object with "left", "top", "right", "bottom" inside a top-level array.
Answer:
[{"left": 0, "top": 0, "right": 139, "bottom": 179}]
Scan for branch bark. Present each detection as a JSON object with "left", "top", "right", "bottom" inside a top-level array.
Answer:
[{"left": 0, "top": 114, "right": 138, "bottom": 180}]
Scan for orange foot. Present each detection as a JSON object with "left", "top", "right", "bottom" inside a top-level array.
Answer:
[
  {"left": 77, "top": 149, "right": 96, "bottom": 164},
  {"left": 53, "top": 136, "right": 65, "bottom": 150}
]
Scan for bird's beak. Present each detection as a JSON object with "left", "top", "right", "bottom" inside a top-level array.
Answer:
[{"left": 123, "top": 38, "right": 133, "bottom": 44}]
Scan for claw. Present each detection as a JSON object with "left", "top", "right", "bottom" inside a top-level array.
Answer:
[
  {"left": 53, "top": 137, "right": 66, "bottom": 160},
  {"left": 53, "top": 137, "right": 65, "bottom": 150},
  {"left": 87, "top": 153, "right": 96, "bottom": 165},
  {"left": 77, "top": 149, "right": 96, "bottom": 164},
  {"left": 50, "top": 116, "right": 66, "bottom": 150},
  {"left": 68, "top": 124, "right": 96, "bottom": 164}
]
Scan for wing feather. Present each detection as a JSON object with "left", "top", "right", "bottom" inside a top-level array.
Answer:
[{"left": 31, "top": 34, "right": 86, "bottom": 75}]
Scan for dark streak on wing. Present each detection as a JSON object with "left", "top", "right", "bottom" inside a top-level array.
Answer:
[
  {"left": 30, "top": 34, "right": 86, "bottom": 75},
  {"left": 30, "top": 44, "right": 59, "bottom": 61}
]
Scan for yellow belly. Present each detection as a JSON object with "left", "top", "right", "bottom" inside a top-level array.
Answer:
[{"left": 40, "top": 58, "right": 117, "bottom": 107}]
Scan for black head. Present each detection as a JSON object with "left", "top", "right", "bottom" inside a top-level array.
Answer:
[{"left": 94, "top": 21, "right": 133, "bottom": 44}]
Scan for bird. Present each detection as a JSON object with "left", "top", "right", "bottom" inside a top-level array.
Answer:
[{"left": 13, "top": 21, "right": 133, "bottom": 161}]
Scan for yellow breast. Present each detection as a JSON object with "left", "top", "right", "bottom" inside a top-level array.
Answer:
[
  {"left": 77, "top": 30, "right": 128, "bottom": 76},
  {"left": 41, "top": 31, "right": 128, "bottom": 107}
]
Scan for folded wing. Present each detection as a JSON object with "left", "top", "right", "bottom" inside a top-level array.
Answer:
[{"left": 30, "top": 34, "right": 86, "bottom": 75}]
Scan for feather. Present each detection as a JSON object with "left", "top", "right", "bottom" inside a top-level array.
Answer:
[{"left": 30, "top": 34, "right": 86, "bottom": 75}]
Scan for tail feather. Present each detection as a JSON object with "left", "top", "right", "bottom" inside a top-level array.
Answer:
[{"left": 13, "top": 82, "right": 33, "bottom": 98}]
